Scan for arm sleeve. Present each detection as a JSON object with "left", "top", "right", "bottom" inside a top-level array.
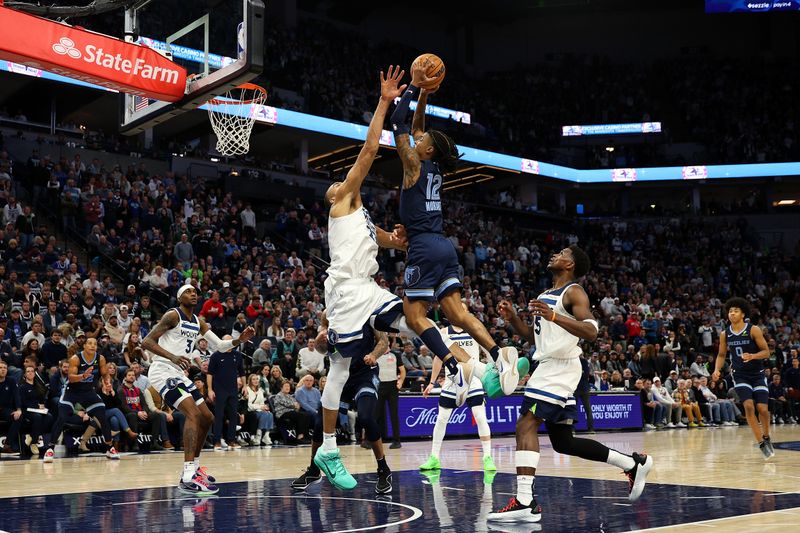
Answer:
[
  {"left": 202, "top": 329, "right": 235, "bottom": 353},
  {"left": 390, "top": 85, "right": 420, "bottom": 135}
]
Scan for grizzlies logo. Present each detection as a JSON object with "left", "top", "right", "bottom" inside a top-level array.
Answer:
[
  {"left": 404, "top": 265, "right": 421, "bottom": 287},
  {"left": 327, "top": 328, "right": 339, "bottom": 346}
]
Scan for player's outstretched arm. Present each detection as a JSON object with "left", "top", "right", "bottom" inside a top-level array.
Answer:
[
  {"left": 141, "top": 310, "right": 189, "bottom": 370},
  {"left": 531, "top": 286, "right": 598, "bottom": 342},
  {"left": 337, "top": 66, "right": 406, "bottom": 205},
  {"left": 711, "top": 331, "right": 727, "bottom": 381},
  {"left": 411, "top": 87, "right": 434, "bottom": 138},
  {"left": 392, "top": 63, "right": 432, "bottom": 188},
  {"left": 198, "top": 316, "right": 255, "bottom": 353},
  {"left": 498, "top": 300, "right": 534, "bottom": 344}
]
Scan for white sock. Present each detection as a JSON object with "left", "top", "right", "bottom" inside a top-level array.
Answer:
[
  {"left": 472, "top": 404, "right": 491, "bottom": 457},
  {"left": 607, "top": 449, "right": 636, "bottom": 471},
  {"left": 193, "top": 458, "right": 200, "bottom": 471},
  {"left": 183, "top": 461, "right": 196, "bottom": 483},
  {"left": 516, "top": 475, "right": 535, "bottom": 506},
  {"left": 322, "top": 432, "right": 337, "bottom": 452},
  {"left": 432, "top": 407, "right": 452, "bottom": 458}
]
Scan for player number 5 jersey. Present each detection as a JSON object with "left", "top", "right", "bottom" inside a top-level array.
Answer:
[
  {"left": 533, "top": 283, "right": 582, "bottom": 361},
  {"left": 153, "top": 308, "right": 200, "bottom": 369}
]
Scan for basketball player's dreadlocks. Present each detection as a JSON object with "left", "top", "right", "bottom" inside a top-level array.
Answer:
[{"left": 428, "top": 130, "right": 463, "bottom": 174}]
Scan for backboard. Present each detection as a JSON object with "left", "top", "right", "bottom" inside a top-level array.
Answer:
[{"left": 119, "top": 0, "right": 264, "bottom": 135}]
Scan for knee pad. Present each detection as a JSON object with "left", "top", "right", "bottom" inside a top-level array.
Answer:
[
  {"left": 321, "top": 357, "right": 350, "bottom": 411},
  {"left": 357, "top": 394, "right": 381, "bottom": 442}
]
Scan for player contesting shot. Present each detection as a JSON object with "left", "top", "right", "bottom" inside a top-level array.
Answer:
[
  {"left": 317, "top": 66, "right": 477, "bottom": 491},
  {"left": 488, "top": 246, "right": 653, "bottom": 523}
]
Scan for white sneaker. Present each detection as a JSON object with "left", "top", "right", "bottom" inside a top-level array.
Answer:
[
  {"left": 262, "top": 434, "right": 272, "bottom": 446},
  {"left": 448, "top": 360, "right": 473, "bottom": 407},
  {"left": 644, "top": 424, "right": 656, "bottom": 430},
  {"left": 496, "top": 347, "right": 520, "bottom": 396},
  {"left": 106, "top": 446, "right": 120, "bottom": 460},
  {"left": 676, "top": 422, "right": 687, "bottom": 428},
  {"left": 666, "top": 423, "right": 675, "bottom": 428},
  {"left": 43, "top": 448, "right": 55, "bottom": 463},
  {"left": 220, "top": 439, "right": 229, "bottom": 451}
]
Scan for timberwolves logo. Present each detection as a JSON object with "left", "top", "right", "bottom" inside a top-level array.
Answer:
[
  {"left": 327, "top": 328, "right": 339, "bottom": 346},
  {"left": 404, "top": 266, "right": 421, "bottom": 287},
  {"left": 165, "top": 377, "right": 182, "bottom": 390}
]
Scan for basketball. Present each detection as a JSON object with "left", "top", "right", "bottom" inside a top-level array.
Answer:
[{"left": 412, "top": 53, "right": 446, "bottom": 90}]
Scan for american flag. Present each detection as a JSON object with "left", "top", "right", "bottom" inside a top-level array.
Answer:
[{"left": 133, "top": 96, "right": 151, "bottom": 112}]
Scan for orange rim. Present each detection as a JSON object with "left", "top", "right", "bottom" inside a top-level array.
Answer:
[{"left": 207, "top": 83, "right": 267, "bottom": 106}]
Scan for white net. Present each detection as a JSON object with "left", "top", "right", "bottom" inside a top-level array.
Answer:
[{"left": 207, "top": 83, "right": 267, "bottom": 156}]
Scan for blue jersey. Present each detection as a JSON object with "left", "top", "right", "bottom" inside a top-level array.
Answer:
[
  {"left": 399, "top": 159, "right": 443, "bottom": 238},
  {"left": 69, "top": 351, "right": 99, "bottom": 392},
  {"left": 726, "top": 323, "right": 763, "bottom": 375}
]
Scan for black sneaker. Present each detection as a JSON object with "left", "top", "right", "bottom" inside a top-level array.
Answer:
[
  {"left": 487, "top": 497, "right": 542, "bottom": 522},
  {"left": 389, "top": 441, "right": 402, "bottom": 449},
  {"left": 624, "top": 452, "right": 654, "bottom": 501},
  {"left": 760, "top": 437, "right": 775, "bottom": 460},
  {"left": 376, "top": 468, "right": 393, "bottom": 494},
  {"left": 291, "top": 466, "right": 322, "bottom": 491}
]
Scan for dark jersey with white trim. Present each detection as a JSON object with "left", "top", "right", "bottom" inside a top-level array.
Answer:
[
  {"left": 399, "top": 160, "right": 443, "bottom": 238},
  {"left": 69, "top": 351, "right": 99, "bottom": 393},
  {"left": 726, "top": 323, "right": 763, "bottom": 375}
]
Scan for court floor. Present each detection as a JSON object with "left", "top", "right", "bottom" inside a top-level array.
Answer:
[{"left": 1, "top": 425, "right": 799, "bottom": 532}]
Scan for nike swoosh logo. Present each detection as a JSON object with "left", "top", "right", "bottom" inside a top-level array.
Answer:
[{"left": 458, "top": 373, "right": 464, "bottom": 387}]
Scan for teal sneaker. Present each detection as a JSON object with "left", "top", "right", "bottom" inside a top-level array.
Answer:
[
  {"left": 313, "top": 448, "right": 357, "bottom": 490},
  {"left": 419, "top": 454, "right": 441, "bottom": 471},
  {"left": 483, "top": 455, "right": 497, "bottom": 471}
]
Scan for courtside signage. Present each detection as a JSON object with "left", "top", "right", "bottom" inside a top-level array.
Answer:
[{"left": 0, "top": 6, "right": 186, "bottom": 101}]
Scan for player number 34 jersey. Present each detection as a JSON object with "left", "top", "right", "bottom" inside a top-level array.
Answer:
[{"left": 153, "top": 308, "right": 201, "bottom": 369}]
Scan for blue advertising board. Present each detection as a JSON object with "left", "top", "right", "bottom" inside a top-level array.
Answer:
[{"left": 385, "top": 392, "right": 643, "bottom": 439}]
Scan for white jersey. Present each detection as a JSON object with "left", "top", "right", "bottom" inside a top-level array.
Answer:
[
  {"left": 326, "top": 206, "right": 378, "bottom": 282},
  {"left": 533, "top": 283, "right": 583, "bottom": 361},
  {"left": 440, "top": 325, "right": 480, "bottom": 361},
  {"left": 152, "top": 307, "right": 201, "bottom": 370}
]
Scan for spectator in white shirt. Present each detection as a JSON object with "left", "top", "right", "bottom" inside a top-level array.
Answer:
[{"left": 296, "top": 338, "right": 326, "bottom": 380}]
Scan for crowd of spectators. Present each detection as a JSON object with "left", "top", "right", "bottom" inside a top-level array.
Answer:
[{"left": 1, "top": 114, "right": 799, "bottom": 456}]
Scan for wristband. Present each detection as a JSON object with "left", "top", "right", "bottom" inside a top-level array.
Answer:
[
  {"left": 550, "top": 310, "right": 557, "bottom": 322},
  {"left": 390, "top": 85, "right": 420, "bottom": 134}
]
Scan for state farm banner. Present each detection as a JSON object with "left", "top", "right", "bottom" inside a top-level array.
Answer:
[
  {"left": 0, "top": 6, "right": 186, "bottom": 101},
  {"left": 384, "top": 392, "right": 643, "bottom": 438}
]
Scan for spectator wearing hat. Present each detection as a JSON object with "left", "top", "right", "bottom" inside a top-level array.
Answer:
[
  {"left": 7, "top": 309, "right": 26, "bottom": 349},
  {"left": 117, "top": 304, "right": 133, "bottom": 332},
  {"left": 105, "top": 315, "right": 125, "bottom": 345},
  {"left": 67, "top": 330, "right": 87, "bottom": 357},
  {"left": 665, "top": 370, "right": 680, "bottom": 395}
]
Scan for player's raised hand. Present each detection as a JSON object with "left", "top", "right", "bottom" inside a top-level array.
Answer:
[
  {"left": 380, "top": 65, "right": 407, "bottom": 101},
  {"left": 411, "top": 61, "right": 436, "bottom": 89},
  {"left": 497, "top": 300, "right": 516, "bottom": 320},
  {"left": 239, "top": 326, "right": 256, "bottom": 345},
  {"left": 529, "top": 300, "right": 556, "bottom": 321}
]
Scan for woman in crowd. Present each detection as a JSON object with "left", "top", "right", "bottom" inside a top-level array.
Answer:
[
  {"left": 245, "top": 373, "right": 274, "bottom": 446},
  {"left": 18, "top": 365, "right": 53, "bottom": 455},
  {"left": 258, "top": 364, "right": 272, "bottom": 396},
  {"left": 98, "top": 375, "right": 138, "bottom": 450},
  {"left": 268, "top": 365, "right": 285, "bottom": 395},
  {"left": 272, "top": 379, "right": 311, "bottom": 444}
]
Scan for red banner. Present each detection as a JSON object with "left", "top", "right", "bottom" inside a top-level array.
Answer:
[{"left": 0, "top": 6, "right": 187, "bottom": 101}]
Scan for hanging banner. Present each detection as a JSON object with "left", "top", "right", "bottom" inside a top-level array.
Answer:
[{"left": 0, "top": 6, "right": 187, "bottom": 101}]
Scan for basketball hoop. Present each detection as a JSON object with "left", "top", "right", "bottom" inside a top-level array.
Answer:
[{"left": 206, "top": 82, "right": 267, "bottom": 157}]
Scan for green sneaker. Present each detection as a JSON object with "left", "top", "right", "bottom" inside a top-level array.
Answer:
[
  {"left": 483, "top": 455, "right": 497, "bottom": 471},
  {"left": 419, "top": 454, "right": 441, "bottom": 471},
  {"left": 483, "top": 470, "right": 497, "bottom": 485},
  {"left": 313, "top": 448, "right": 357, "bottom": 490}
]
